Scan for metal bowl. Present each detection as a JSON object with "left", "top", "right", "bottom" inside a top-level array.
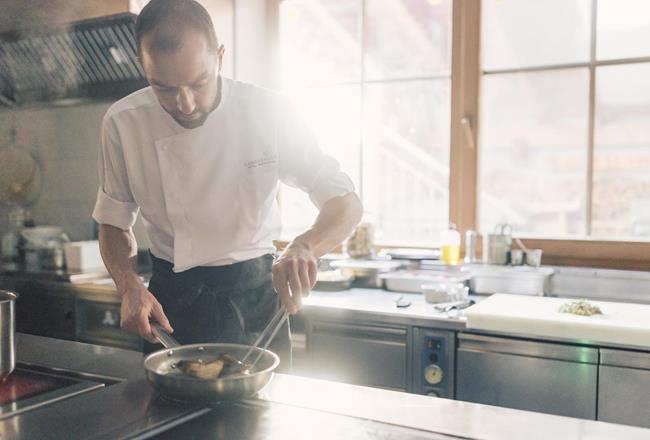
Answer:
[{"left": 143, "top": 343, "right": 280, "bottom": 402}]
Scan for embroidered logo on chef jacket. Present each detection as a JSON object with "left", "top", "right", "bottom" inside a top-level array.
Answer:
[{"left": 245, "top": 151, "right": 278, "bottom": 169}]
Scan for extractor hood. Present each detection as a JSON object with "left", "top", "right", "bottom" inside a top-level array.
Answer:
[{"left": 0, "top": 11, "right": 148, "bottom": 107}]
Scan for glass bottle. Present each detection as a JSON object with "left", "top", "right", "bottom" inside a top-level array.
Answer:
[{"left": 440, "top": 223, "right": 461, "bottom": 266}]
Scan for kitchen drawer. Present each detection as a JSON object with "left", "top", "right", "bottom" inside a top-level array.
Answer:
[
  {"left": 598, "top": 348, "right": 650, "bottom": 428},
  {"left": 457, "top": 334, "right": 598, "bottom": 419},
  {"left": 308, "top": 320, "right": 408, "bottom": 391},
  {"left": 598, "top": 365, "right": 650, "bottom": 428}
]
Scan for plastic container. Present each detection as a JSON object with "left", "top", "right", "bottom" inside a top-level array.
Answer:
[
  {"left": 381, "top": 270, "right": 469, "bottom": 293},
  {"left": 63, "top": 240, "right": 105, "bottom": 272},
  {"left": 440, "top": 224, "right": 461, "bottom": 266},
  {"left": 422, "top": 282, "right": 468, "bottom": 304}
]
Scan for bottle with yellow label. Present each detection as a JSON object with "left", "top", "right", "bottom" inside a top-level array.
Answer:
[{"left": 440, "top": 223, "right": 461, "bottom": 266}]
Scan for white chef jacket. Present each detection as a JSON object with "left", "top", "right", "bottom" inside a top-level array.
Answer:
[{"left": 92, "top": 77, "right": 355, "bottom": 272}]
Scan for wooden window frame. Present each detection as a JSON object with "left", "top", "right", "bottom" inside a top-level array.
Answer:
[
  {"left": 269, "top": 0, "right": 650, "bottom": 271},
  {"left": 450, "top": 0, "right": 650, "bottom": 271}
]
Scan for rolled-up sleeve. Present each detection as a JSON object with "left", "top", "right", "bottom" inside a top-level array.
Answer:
[
  {"left": 91, "top": 115, "right": 139, "bottom": 230},
  {"left": 276, "top": 98, "right": 355, "bottom": 209}
]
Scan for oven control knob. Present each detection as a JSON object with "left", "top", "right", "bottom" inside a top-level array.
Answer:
[{"left": 424, "top": 364, "right": 443, "bottom": 385}]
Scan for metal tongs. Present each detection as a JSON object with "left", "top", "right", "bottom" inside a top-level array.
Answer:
[
  {"left": 241, "top": 307, "right": 289, "bottom": 369},
  {"left": 151, "top": 306, "right": 289, "bottom": 370}
]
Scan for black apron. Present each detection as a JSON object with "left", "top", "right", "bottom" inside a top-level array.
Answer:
[{"left": 144, "top": 253, "right": 292, "bottom": 373}]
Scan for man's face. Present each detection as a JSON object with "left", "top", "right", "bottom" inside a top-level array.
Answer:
[{"left": 140, "top": 29, "right": 224, "bottom": 129}]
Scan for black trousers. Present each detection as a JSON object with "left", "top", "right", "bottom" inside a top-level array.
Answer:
[{"left": 144, "top": 253, "right": 292, "bottom": 372}]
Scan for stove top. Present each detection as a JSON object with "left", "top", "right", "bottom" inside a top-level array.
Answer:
[
  {"left": 0, "top": 369, "right": 77, "bottom": 405},
  {"left": 0, "top": 365, "right": 106, "bottom": 420}
]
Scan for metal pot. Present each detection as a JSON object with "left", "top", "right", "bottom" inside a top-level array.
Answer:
[{"left": 0, "top": 290, "right": 17, "bottom": 378}]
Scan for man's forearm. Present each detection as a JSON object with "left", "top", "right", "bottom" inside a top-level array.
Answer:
[
  {"left": 98, "top": 224, "right": 140, "bottom": 293},
  {"left": 292, "top": 192, "right": 363, "bottom": 257}
]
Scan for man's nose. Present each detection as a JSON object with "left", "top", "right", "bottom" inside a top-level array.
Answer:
[{"left": 176, "top": 87, "right": 196, "bottom": 115}]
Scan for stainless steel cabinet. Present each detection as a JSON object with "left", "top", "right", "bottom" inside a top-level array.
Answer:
[
  {"left": 307, "top": 320, "right": 408, "bottom": 391},
  {"left": 598, "top": 348, "right": 650, "bottom": 428},
  {"left": 457, "top": 333, "right": 598, "bottom": 419},
  {"left": 5, "top": 278, "right": 76, "bottom": 341},
  {"left": 75, "top": 296, "right": 142, "bottom": 351}
]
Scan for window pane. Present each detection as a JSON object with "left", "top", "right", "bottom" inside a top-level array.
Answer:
[
  {"left": 479, "top": 69, "right": 589, "bottom": 236},
  {"left": 592, "top": 63, "right": 650, "bottom": 238},
  {"left": 597, "top": 0, "right": 650, "bottom": 60},
  {"left": 280, "top": 86, "right": 361, "bottom": 239},
  {"left": 364, "top": 0, "right": 452, "bottom": 80},
  {"left": 482, "top": 0, "right": 591, "bottom": 71},
  {"left": 363, "top": 79, "right": 450, "bottom": 244},
  {"left": 279, "top": 0, "right": 361, "bottom": 87}
]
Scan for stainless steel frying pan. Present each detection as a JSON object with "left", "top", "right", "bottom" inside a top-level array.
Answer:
[{"left": 143, "top": 327, "right": 280, "bottom": 402}]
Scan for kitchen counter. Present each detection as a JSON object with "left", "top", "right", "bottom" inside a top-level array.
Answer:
[
  {"left": 302, "top": 287, "right": 473, "bottom": 330},
  {"left": 7, "top": 334, "right": 650, "bottom": 439},
  {"left": 6, "top": 267, "right": 650, "bottom": 352}
]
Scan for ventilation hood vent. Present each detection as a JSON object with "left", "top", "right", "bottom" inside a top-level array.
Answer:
[{"left": 0, "top": 13, "right": 147, "bottom": 108}]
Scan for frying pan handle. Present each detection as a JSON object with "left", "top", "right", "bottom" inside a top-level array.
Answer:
[{"left": 151, "top": 323, "right": 180, "bottom": 348}]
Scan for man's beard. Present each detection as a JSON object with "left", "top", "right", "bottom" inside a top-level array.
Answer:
[
  {"left": 169, "top": 110, "right": 210, "bottom": 129},
  {"left": 166, "top": 75, "right": 222, "bottom": 130}
]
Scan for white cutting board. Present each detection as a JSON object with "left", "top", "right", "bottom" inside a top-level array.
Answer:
[{"left": 465, "top": 294, "right": 650, "bottom": 349}]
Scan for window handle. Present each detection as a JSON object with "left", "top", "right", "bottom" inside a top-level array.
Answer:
[{"left": 461, "top": 116, "right": 475, "bottom": 150}]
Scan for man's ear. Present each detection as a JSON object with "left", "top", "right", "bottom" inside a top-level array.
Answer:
[{"left": 217, "top": 45, "right": 225, "bottom": 72}]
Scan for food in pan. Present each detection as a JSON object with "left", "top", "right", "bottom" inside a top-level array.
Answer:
[
  {"left": 178, "top": 359, "right": 224, "bottom": 380},
  {"left": 559, "top": 299, "right": 602, "bottom": 316},
  {"left": 177, "top": 353, "right": 252, "bottom": 380}
]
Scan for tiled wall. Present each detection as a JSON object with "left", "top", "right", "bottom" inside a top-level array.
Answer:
[{"left": 0, "top": 102, "right": 111, "bottom": 241}]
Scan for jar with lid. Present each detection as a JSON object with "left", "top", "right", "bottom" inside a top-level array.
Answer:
[{"left": 345, "top": 222, "right": 374, "bottom": 259}]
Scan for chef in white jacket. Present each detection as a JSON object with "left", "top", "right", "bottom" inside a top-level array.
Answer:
[{"left": 92, "top": 0, "right": 362, "bottom": 366}]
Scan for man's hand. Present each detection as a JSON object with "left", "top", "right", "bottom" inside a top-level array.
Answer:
[
  {"left": 272, "top": 239, "right": 318, "bottom": 314},
  {"left": 118, "top": 276, "right": 173, "bottom": 343}
]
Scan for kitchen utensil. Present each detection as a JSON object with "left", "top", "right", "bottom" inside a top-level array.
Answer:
[
  {"left": 468, "top": 265, "right": 553, "bottom": 296},
  {"left": 0, "top": 143, "right": 42, "bottom": 207},
  {"left": 464, "top": 230, "right": 479, "bottom": 264},
  {"left": 486, "top": 224, "right": 512, "bottom": 265},
  {"left": 0, "top": 290, "right": 17, "bottom": 378},
  {"left": 345, "top": 222, "right": 374, "bottom": 259},
  {"left": 379, "top": 248, "right": 440, "bottom": 261},
  {"left": 240, "top": 308, "right": 289, "bottom": 369},
  {"left": 314, "top": 270, "right": 353, "bottom": 291},
  {"left": 381, "top": 270, "right": 469, "bottom": 293},
  {"left": 145, "top": 309, "right": 285, "bottom": 402},
  {"left": 394, "top": 295, "right": 412, "bottom": 308},
  {"left": 525, "top": 249, "right": 543, "bottom": 267},
  {"left": 422, "top": 282, "right": 468, "bottom": 304},
  {"left": 512, "top": 237, "right": 543, "bottom": 267},
  {"left": 434, "top": 299, "right": 475, "bottom": 313},
  {"left": 330, "top": 259, "right": 404, "bottom": 288},
  {"left": 509, "top": 249, "right": 524, "bottom": 266}
]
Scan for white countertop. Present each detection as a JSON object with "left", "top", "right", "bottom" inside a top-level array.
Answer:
[{"left": 303, "top": 287, "right": 472, "bottom": 327}]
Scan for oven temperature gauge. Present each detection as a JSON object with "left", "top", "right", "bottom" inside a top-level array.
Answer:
[{"left": 424, "top": 364, "right": 443, "bottom": 385}]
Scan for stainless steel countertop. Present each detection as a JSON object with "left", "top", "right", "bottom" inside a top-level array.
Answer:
[
  {"left": 6, "top": 270, "right": 650, "bottom": 351},
  {"left": 302, "top": 288, "right": 473, "bottom": 330},
  {"left": 6, "top": 334, "right": 650, "bottom": 439}
]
